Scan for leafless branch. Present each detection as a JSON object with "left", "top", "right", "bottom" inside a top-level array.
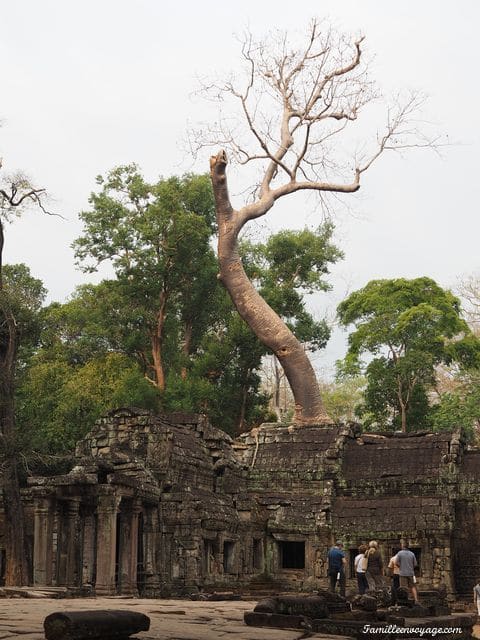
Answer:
[
  {"left": 194, "top": 20, "right": 443, "bottom": 229},
  {"left": 0, "top": 171, "right": 61, "bottom": 220}
]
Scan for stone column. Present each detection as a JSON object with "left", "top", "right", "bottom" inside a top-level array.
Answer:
[
  {"left": 33, "top": 493, "right": 54, "bottom": 586},
  {"left": 81, "top": 511, "right": 96, "bottom": 588},
  {"left": 118, "top": 500, "right": 141, "bottom": 596},
  {"left": 95, "top": 490, "right": 120, "bottom": 596},
  {"left": 65, "top": 497, "right": 81, "bottom": 588},
  {"left": 143, "top": 505, "right": 160, "bottom": 596}
]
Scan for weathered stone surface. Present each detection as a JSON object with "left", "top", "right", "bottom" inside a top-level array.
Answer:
[
  {"left": 244, "top": 611, "right": 308, "bottom": 630},
  {"left": 254, "top": 595, "right": 329, "bottom": 618},
  {"left": 2, "top": 408, "right": 480, "bottom": 600},
  {"left": 0, "top": 597, "right": 315, "bottom": 640},
  {"left": 351, "top": 594, "right": 377, "bottom": 612},
  {"left": 44, "top": 609, "right": 150, "bottom": 640}
]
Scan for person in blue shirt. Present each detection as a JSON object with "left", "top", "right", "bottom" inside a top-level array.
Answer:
[
  {"left": 395, "top": 539, "right": 419, "bottom": 604},
  {"left": 327, "top": 541, "right": 346, "bottom": 597}
]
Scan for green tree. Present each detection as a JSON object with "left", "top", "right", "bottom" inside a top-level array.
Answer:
[
  {"left": 430, "top": 369, "right": 480, "bottom": 441},
  {"left": 0, "top": 165, "right": 50, "bottom": 585},
  {"left": 242, "top": 224, "right": 341, "bottom": 346},
  {"left": 319, "top": 376, "right": 365, "bottom": 424},
  {"left": 18, "top": 351, "right": 159, "bottom": 453},
  {"left": 71, "top": 180, "right": 342, "bottom": 434},
  {"left": 73, "top": 166, "right": 217, "bottom": 390},
  {"left": 16, "top": 278, "right": 171, "bottom": 451},
  {"left": 0, "top": 264, "right": 46, "bottom": 584},
  {"left": 337, "top": 277, "right": 479, "bottom": 432},
  {"left": 242, "top": 224, "right": 342, "bottom": 421}
]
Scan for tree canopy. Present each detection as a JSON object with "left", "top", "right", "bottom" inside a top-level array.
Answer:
[
  {"left": 337, "top": 277, "right": 480, "bottom": 432},
  {"left": 73, "top": 167, "right": 218, "bottom": 391},
  {"left": 13, "top": 168, "right": 341, "bottom": 442}
]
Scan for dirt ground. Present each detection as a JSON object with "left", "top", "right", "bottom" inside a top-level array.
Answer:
[{"left": 0, "top": 596, "right": 478, "bottom": 640}]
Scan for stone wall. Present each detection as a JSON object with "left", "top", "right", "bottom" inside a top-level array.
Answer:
[{"left": 2, "top": 410, "right": 480, "bottom": 599}]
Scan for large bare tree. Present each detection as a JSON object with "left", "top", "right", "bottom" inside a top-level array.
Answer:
[
  {"left": 0, "top": 166, "right": 49, "bottom": 585},
  {"left": 196, "top": 20, "right": 438, "bottom": 425}
]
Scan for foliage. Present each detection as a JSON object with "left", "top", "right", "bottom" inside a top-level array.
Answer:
[
  {"left": 17, "top": 352, "right": 159, "bottom": 453},
  {"left": 14, "top": 165, "right": 341, "bottom": 445},
  {"left": 0, "top": 264, "right": 46, "bottom": 359},
  {"left": 430, "top": 369, "right": 480, "bottom": 442},
  {"left": 319, "top": 376, "right": 365, "bottom": 424},
  {"left": 73, "top": 166, "right": 218, "bottom": 390},
  {"left": 242, "top": 223, "right": 342, "bottom": 351},
  {"left": 337, "top": 277, "right": 480, "bottom": 432},
  {"left": 0, "top": 262, "right": 47, "bottom": 586}
]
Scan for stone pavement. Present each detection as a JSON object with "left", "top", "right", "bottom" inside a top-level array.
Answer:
[
  {"left": 0, "top": 596, "right": 321, "bottom": 639},
  {"left": 0, "top": 596, "right": 479, "bottom": 640}
]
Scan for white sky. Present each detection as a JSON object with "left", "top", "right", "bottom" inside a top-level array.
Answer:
[{"left": 1, "top": 0, "right": 479, "bottom": 376}]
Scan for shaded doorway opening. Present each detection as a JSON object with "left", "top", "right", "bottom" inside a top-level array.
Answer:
[
  {"left": 0, "top": 550, "right": 5, "bottom": 585},
  {"left": 253, "top": 539, "right": 263, "bottom": 571},
  {"left": 137, "top": 512, "right": 145, "bottom": 594},
  {"left": 349, "top": 548, "right": 359, "bottom": 579},
  {"left": 203, "top": 539, "right": 216, "bottom": 575},
  {"left": 223, "top": 541, "right": 235, "bottom": 574},
  {"left": 115, "top": 513, "right": 121, "bottom": 589},
  {"left": 279, "top": 541, "right": 305, "bottom": 569}
]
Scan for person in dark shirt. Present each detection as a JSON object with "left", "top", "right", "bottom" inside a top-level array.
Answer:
[
  {"left": 365, "top": 540, "right": 385, "bottom": 590},
  {"left": 327, "top": 541, "right": 346, "bottom": 597}
]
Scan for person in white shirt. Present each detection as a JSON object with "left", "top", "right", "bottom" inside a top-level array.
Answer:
[
  {"left": 354, "top": 544, "right": 369, "bottom": 594},
  {"left": 473, "top": 579, "right": 480, "bottom": 616},
  {"left": 388, "top": 554, "right": 400, "bottom": 604}
]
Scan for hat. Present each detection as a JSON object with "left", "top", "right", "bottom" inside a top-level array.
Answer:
[{"left": 336, "top": 541, "right": 343, "bottom": 547}]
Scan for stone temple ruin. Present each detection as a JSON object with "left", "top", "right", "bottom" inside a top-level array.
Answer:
[{"left": 1, "top": 408, "right": 480, "bottom": 600}]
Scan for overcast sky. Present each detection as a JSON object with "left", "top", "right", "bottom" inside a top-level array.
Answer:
[{"left": 1, "top": 0, "right": 479, "bottom": 376}]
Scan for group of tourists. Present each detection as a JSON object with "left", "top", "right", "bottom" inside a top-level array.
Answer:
[{"left": 327, "top": 539, "right": 419, "bottom": 603}]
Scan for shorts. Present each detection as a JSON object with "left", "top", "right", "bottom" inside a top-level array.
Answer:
[{"left": 399, "top": 575, "right": 416, "bottom": 589}]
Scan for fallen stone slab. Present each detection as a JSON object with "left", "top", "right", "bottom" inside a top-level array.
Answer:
[
  {"left": 244, "top": 611, "right": 310, "bottom": 630},
  {"left": 44, "top": 609, "right": 150, "bottom": 640},
  {"left": 244, "top": 605, "right": 476, "bottom": 640}
]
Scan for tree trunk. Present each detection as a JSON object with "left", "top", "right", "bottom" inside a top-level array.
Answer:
[
  {"left": 400, "top": 404, "right": 407, "bottom": 433},
  {"left": 272, "top": 357, "right": 282, "bottom": 421},
  {"left": 2, "top": 455, "right": 29, "bottom": 585},
  {"left": 150, "top": 333, "right": 165, "bottom": 391},
  {"left": 235, "top": 379, "right": 249, "bottom": 435},
  {"left": 210, "top": 153, "right": 330, "bottom": 426},
  {"left": 181, "top": 321, "right": 193, "bottom": 381},
  {"left": 396, "top": 378, "right": 407, "bottom": 433},
  {"left": 150, "top": 289, "right": 168, "bottom": 391},
  {"left": 0, "top": 303, "right": 30, "bottom": 585}
]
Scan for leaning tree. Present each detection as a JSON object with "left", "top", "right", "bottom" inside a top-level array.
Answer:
[
  {"left": 0, "top": 165, "right": 49, "bottom": 585},
  {"left": 197, "top": 20, "right": 438, "bottom": 425}
]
